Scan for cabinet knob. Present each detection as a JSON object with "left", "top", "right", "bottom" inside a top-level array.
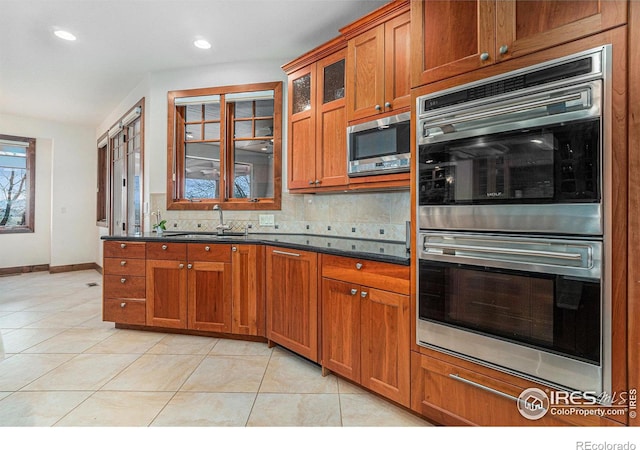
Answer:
[
  {"left": 480, "top": 52, "right": 490, "bottom": 61},
  {"left": 375, "top": 104, "right": 382, "bottom": 111},
  {"left": 162, "top": 244, "right": 168, "bottom": 250},
  {"left": 120, "top": 278, "right": 126, "bottom": 284},
  {"left": 315, "top": 179, "right": 320, "bottom": 185},
  {"left": 309, "top": 180, "right": 314, "bottom": 185},
  {"left": 120, "top": 302, "right": 126, "bottom": 308},
  {"left": 350, "top": 288, "right": 358, "bottom": 296},
  {"left": 179, "top": 263, "right": 184, "bottom": 269},
  {"left": 361, "top": 291, "right": 368, "bottom": 298},
  {"left": 187, "top": 264, "right": 193, "bottom": 269},
  {"left": 120, "top": 260, "right": 127, "bottom": 266},
  {"left": 385, "top": 101, "right": 391, "bottom": 109},
  {"left": 120, "top": 243, "right": 126, "bottom": 249},
  {"left": 232, "top": 246, "right": 237, "bottom": 252},
  {"left": 205, "top": 246, "right": 210, "bottom": 251},
  {"left": 355, "top": 262, "right": 363, "bottom": 270},
  {"left": 499, "top": 45, "right": 509, "bottom": 55}
]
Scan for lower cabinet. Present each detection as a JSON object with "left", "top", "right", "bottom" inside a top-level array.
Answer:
[
  {"left": 411, "top": 350, "right": 623, "bottom": 426},
  {"left": 231, "top": 244, "right": 265, "bottom": 336},
  {"left": 321, "top": 254, "right": 410, "bottom": 407},
  {"left": 265, "top": 246, "right": 319, "bottom": 362}
]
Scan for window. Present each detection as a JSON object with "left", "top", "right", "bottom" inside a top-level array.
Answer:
[
  {"left": 167, "top": 82, "right": 282, "bottom": 210},
  {"left": 107, "top": 100, "right": 144, "bottom": 234},
  {"left": 96, "top": 133, "right": 108, "bottom": 226},
  {"left": 0, "top": 134, "right": 35, "bottom": 233}
]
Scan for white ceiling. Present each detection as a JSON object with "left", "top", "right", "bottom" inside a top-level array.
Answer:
[{"left": 0, "top": 0, "right": 387, "bottom": 127}]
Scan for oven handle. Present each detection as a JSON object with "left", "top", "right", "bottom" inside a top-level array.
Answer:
[
  {"left": 423, "top": 242, "right": 584, "bottom": 262},
  {"left": 449, "top": 374, "right": 546, "bottom": 413},
  {"left": 426, "top": 92, "right": 584, "bottom": 130}
]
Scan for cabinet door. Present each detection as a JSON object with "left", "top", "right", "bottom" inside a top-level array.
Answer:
[
  {"left": 321, "top": 278, "right": 361, "bottom": 381},
  {"left": 265, "top": 247, "right": 318, "bottom": 362},
  {"left": 315, "top": 50, "right": 349, "bottom": 188},
  {"left": 146, "top": 259, "right": 187, "bottom": 329},
  {"left": 187, "top": 261, "right": 232, "bottom": 332},
  {"left": 411, "top": 0, "right": 495, "bottom": 87},
  {"left": 288, "top": 66, "right": 317, "bottom": 190},
  {"left": 495, "top": 0, "right": 628, "bottom": 62},
  {"left": 383, "top": 10, "right": 411, "bottom": 112},
  {"left": 361, "top": 288, "right": 410, "bottom": 407},
  {"left": 231, "top": 244, "right": 265, "bottom": 336},
  {"left": 346, "top": 24, "right": 385, "bottom": 121}
]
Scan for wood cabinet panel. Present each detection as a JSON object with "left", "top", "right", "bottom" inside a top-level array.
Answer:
[
  {"left": 231, "top": 244, "right": 265, "bottom": 336},
  {"left": 321, "top": 254, "right": 410, "bottom": 294},
  {"left": 103, "top": 298, "right": 146, "bottom": 325},
  {"left": 103, "top": 274, "right": 145, "bottom": 299},
  {"left": 347, "top": 25, "right": 385, "bottom": 121},
  {"left": 266, "top": 246, "right": 318, "bottom": 362},
  {"left": 146, "top": 242, "right": 187, "bottom": 260},
  {"left": 383, "top": 10, "right": 411, "bottom": 112},
  {"left": 104, "top": 241, "right": 146, "bottom": 259},
  {"left": 187, "top": 261, "right": 232, "bottom": 332},
  {"left": 187, "top": 243, "right": 231, "bottom": 262},
  {"left": 146, "top": 259, "right": 187, "bottom": 329},
  {"left": 103, "top": 257, "right": 146, "bottom": 277}
]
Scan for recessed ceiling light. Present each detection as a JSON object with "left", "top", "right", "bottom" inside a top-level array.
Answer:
[
  {"left": 193, "top": 39, "right": 211, "bottom": 50},
  {"left": 54, "top": 29, "right": 77, "bottom": 41}
]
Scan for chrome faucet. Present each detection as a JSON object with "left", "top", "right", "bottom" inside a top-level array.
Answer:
[{"left": 213, "top": 204, "right": 231, "bottom": 235}]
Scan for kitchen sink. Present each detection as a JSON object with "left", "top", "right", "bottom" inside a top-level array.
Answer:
[{"left": 163, "top": 231, "right": 246, "bottom": 239}]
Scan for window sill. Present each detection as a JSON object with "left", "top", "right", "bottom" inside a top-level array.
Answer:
[{"left": 0, "top": 227, "right": 34, "bottom": 234}]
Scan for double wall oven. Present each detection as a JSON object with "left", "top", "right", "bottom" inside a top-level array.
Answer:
[{"left": 416, "top": 46, "right": 612, "bottom": 395}]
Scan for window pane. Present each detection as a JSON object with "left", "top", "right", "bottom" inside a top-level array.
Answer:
[
  {"left": 234, "top": 121, "right": 252, "bottom": 138},
  {"left": 235, "top": 101, "right": 253, "bottom": 119},
  {"left": 204, "top": 103, "right": 220, "bottom": 121},
  {"left": 204, "top": 122, "right": 220, "bottom": 140},
  {"left": 230, "top": 140, "right": 273, "bottom": 199},
  {"left": 186, "top": 105, "right": 202, "bottom": 122},
  {"left": 185, "top": 142, "right": 221, "bottom": 199},
  {"left": 292, "top": 74, "right": 311, "bottom": 114},
  {"left": 255, "top": 119, "right": 273, "bottom": 137},
  {"left": 185, "top": 124, "right": 201, "bottom": 141},
  {"left": 0, "top": 167, "right": 27, "bottom": 227},
  {"left": 256, "top": 99, "right": 274, "bottom": 117},
  {"left": 128, "top": 150, "right": 141, "bottom": 233}
]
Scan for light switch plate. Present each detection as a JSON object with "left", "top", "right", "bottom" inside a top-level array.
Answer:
[{"left": 259, "top": 214, "right": 275, "bottom": 226}]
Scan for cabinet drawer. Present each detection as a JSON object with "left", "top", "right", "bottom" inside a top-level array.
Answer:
[
  {"left": 146, "top": 242, "right": 187, "bottom": 260},
  {"left": 103, "top": 257, "right": 146, "bottom": 276},
  {"left": 187, "top": 243, "right": 231, "bottom": 262},
  {"left": 103, "top": 298, "right": 146, "bottom": 325},
  {"left": 104, "top": 241, "right": 146, "bottom": 259},
  {"left": 321, "top": 254, "right": 410, "bottom": 294},
  {"left": 104, "top": 274, "right": 146, "bottom": 298}
]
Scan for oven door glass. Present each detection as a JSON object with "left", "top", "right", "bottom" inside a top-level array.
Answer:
[
  {"left": 418, "top": 118, "right": 599, "bottom": 206},
  {"left": 418, "top": 259, "right": 600, "bottom": 364}
]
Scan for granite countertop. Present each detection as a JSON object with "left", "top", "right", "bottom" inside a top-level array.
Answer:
[{"left": 102, "top": 232, "right": 411, "bottom": 265}]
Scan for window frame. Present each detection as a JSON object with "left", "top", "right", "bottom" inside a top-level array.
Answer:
[
  {"left": 0, "top": 134, "right": 36, "bottom": 234},
  {"left": 167, "top": 81, "right": 282, "bottom": 211},
  {"left": 96, "top": 132, "right": 109, "bottom": 227}
]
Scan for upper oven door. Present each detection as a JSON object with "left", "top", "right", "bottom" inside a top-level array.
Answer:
[
  {"left": 417, "top": 80, "right": 603, "bottom": 235},
  {"left": 348, "top": 111, "right": 411, "bottom": 177}
]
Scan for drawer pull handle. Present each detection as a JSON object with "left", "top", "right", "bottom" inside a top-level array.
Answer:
[
  {"left": 162, "top": 245, "right": 168, "bottom": 250},
  {"left": 448, "top": 374, "right": 542, "bottom": 412},
  {"left": 272, "top": 250, "right": 300, "bottom": 257},
  {"left": 205, "top": 246, "right": 210, "bottom": 251},
  {"left": 355, "top": 263, "right": 363, "bottom": 270},
  {"left": 232, "top": 246, "right": 237, "bottom": 252},
  {"left": 120, "top": 261, "right": 127, "bottom": 266},
  {"left": 120, "top": 243, "right": 126, "bottom": 249},
  {"left": 120, "top": 302, "right": 126, "bottom": 308},
  {"left": 361, "top": 291, "right": 368, "bottom": 298},
  {"left": 120, "top": 278, "right": 126, "bottom": 284}
]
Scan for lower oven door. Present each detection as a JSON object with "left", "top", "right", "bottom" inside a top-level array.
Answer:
[{"left": 417, "top": 232, "right": 608, "bottom": 395}]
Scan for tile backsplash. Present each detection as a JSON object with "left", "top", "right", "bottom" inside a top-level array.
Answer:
[{"left": 149, "top": 191, "right": 410, "bottom": 242}]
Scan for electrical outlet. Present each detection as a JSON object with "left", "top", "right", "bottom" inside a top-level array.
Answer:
[{"left": 259, "top": 214, "right": 275, "bottom": 226}]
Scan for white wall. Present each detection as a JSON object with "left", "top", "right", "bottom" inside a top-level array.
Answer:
[{"left": 0, "top": 113, "right": 96, "bottom": 270}]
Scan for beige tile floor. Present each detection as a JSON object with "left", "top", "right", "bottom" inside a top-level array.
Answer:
[{"left": 0, "top": 269, "right": 433, "bottom": 427}]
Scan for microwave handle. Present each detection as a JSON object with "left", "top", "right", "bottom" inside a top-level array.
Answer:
[
  {"left": 425, "top": 92, "right": 584, "bottom": 131},
  {"left": 423, "top": 242, "right": 584, "bottom": 262}
]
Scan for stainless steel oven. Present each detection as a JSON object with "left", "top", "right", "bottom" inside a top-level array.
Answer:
[{"left": 416, "top": 45, "right": 612, "bottom": 395}]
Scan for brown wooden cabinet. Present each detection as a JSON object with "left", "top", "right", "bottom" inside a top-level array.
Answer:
[
  {"left": 265, "top": 246, "right": 319, "bottom": 362},
  {"left": 146, "top": 242, "right": 188, "bottom": 329},
  {"left": 103, "top": 241, "right": 147, "bottom": 325},
  {"left": 231, "top": 244, "right": 265, "bottom": 336},
  {"left": 342, "top": 1, "right": 411, "bottom": 121},
  {"left": 321, "top": 254, "right": 410, "bottom": 406},
  {"left": 410, "top": 0, "right": 628, "bottom": 87},
  {"left": 284, "top": 37, "right": 349, "bottom": 192}
]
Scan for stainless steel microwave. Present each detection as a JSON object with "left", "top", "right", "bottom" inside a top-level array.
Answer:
[{"left": 347, "top": 111, "right": 411, "bottom": 177}]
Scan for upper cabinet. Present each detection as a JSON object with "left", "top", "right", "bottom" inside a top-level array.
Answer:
[
  {"left": 342, "top": 0, "right": 411, "bottom": 122},
  {"left": 411, "top": 0, "right": 628, "bottom": 87},
  {"left": 283, "top": 37, "right": 349, "bottom": 191}
]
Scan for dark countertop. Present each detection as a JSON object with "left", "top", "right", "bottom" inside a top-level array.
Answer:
[{"left": 102, "top": 232, "right": 411, "bottom": 265}]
